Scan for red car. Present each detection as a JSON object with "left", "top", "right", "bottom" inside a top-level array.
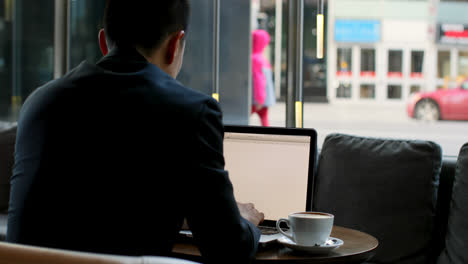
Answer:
[{"left": 407, "top": 82, "right": 468, "bottom": 121}]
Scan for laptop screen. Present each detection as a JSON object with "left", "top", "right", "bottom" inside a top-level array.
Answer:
[{"left": 223, "top": 126, "right": 316, "bottom": 221}]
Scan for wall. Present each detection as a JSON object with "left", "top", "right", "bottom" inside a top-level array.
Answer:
[{"left": 334, "top": 0, "right": 429, "bottom": 20}]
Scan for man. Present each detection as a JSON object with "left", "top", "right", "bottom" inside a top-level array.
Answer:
[{"left": 7, "top": 1, "right": 263, "bottom": 263}]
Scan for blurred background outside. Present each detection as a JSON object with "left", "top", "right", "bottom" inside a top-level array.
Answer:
[{"left": 1, "top": 0, "right": 467, "bottom": 156}]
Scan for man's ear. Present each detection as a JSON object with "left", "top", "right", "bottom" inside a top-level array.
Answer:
[
  {"left": 166, "top": 31, "right": 185, "bottom": 65},
  {"left": 98, "top": 29, "right": 109, "bottom": 56}
]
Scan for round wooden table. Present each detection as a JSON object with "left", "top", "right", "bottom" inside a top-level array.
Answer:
[{"left": 172, "top": 225, "right": 379, "bottom": 263}]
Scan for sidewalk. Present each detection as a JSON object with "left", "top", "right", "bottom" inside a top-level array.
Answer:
[{"left": 249, "top": 102, "right": 410, "bottom": 127}]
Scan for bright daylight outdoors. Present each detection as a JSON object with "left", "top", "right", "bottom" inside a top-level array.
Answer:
[
  {"left": 249, "top": 0, "right": 468, "bottom": 157},
  {"left": 0, "top": 0, "right": 467, "bottom": 157}
]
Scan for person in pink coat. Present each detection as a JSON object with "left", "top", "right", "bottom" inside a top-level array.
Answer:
[{"left": 252, "top": 29, "right": 276, "bottom": 127}]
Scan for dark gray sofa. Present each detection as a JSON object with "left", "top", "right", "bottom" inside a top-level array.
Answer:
[{"left": 312, "top": 133, "right": 464, "bottom": 264}]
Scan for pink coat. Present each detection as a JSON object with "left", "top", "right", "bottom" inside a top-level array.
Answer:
[{"left": 252, "top": 29, "right": 275, "bottom": 107}]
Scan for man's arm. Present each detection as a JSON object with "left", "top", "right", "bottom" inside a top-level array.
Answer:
[
  {"left": 182, "top": 202, "right": 263, "bottom": 230},
  {"left": 184, "top": 98, "right": 262, "bottom": 264}
]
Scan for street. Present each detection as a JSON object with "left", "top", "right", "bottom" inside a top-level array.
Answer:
[
  {"left": 2, "top": 102, "right": 466, "bottom": 157},
  {"left": 249, "top": 102, "right": 468, "bottom": 157}
]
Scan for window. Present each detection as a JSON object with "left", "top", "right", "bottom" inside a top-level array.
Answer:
[
  {"left": 336, "top": 82, "right": 351, "bottom": 98},
  {"left": 437, "top": 51, "right": 451, "bottom": 79},
  {"left": 360, "top": 84, "right": 375, "bottom": 99},
  {"left": 69, "top": 1, "right": 106, "bottom": 69},
  {"left": 411, "top": 51, "right": 424, "bottom": 78},
  {"left": 388, "top": 50, "right": 402, "bottom": 78},
  {"left": 0, "top": 0, "right": 54, "bottom": 122},
  {"left": 410, "top": 85, "right": 421, "bottom": 94},
  {"left": 458, "top": 51, "right": 468, "bottom": 78},
  {"left": 337, "top": 48, "right": 352, "bottom": 77},
  {"left": 11, "top": 0, "right": 467, "bottom": 158},
  {"left": 0, "top": 1, "right": 12, "bottom": 120},
  {"left": 303, "top": 2, "right": 327, "bottom": 101},
  {"left": 387, "top": 85, "right": 402, "bottom": 99},
  {"left": 360, "top": 48, "right": 375, "bottom": 77}
]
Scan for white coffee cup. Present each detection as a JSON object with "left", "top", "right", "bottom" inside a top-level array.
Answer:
[{"left": 276, "top": 212, "right": 334, "bottom": 246}]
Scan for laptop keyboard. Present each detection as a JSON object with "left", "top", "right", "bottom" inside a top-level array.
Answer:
[{"left": 259, "top": 225, "right": 279, "bottom": 235}]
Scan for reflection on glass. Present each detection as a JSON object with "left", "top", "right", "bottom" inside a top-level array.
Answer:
[
  {"left": 360, "top": 84, "right": 375, "bottom": 99},
  {"left": 337, "top": 47, "right": 352, "bottom": 76},
  {"left": 387, "top": 85, "right": 402, "bottom": 99},
  {"left": 388, "top": 50, "right": 402, "bottom": 78},
  {"left": 177, "top": 0, "right": 214, "bottom": 97},
  {"left": 0, "top": 0, "right": 12, "bottom": 119},
  {"left": 437, "top": 50, "right": 450, "bottom": 79},
  {"left": 69, "top": 0, "right": 106, "bottom": 68},
  {"left": 336, "top": 82, "right": 351, "bottom": 98},
  {"left": 411, "top": 51, "right": 424, "bottom": 78},
  {"left": 458, "top": 51, "right": 468, "bottom": 78},
  {"left": 1, "top": 0, "right": 54, "bottom": 121},
  {"left": 215, "top": 0, "right": 251, "bottom": 125},
  {"left": 68, "top": 0, "right": 215, "bottom": 97},
  {"left": 303, "top": 0, "right": 327, "bottom": 101}
]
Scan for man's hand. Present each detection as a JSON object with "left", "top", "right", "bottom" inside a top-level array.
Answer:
[
  {"left": 237, "top": 202, "right": 264, "bottom": 226},
  {"left": 181, "top": 218, "right": 189, "bottom": 230}
]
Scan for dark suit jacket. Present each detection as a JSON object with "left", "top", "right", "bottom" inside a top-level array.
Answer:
[{"left": 7, "top": 48, "right": 260, "bottom": 263}]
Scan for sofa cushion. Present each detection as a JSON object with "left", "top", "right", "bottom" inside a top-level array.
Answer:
[
  {"left": 437, "top": 143, "right": 468, "bottom": 264},
  {"left": 0, "top": 124, "right": 16, "bottom": 212},
  {"left": 431, "top": 158, "right": 457, "bottom": 260},
  {"left": 313, "top": 133, "right": 442, "bottom": 264}
]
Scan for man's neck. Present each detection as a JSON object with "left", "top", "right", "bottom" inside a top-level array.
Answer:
[{"left": 135, "top": 47, "right": 172, "bottom": 76}]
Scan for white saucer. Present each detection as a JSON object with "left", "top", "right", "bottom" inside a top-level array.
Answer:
[{"left": 277, "top": 236, "right": 344, "bottom": 254}]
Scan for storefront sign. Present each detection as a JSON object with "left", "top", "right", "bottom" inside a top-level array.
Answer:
[
  {"left": 335, "top": 20, "right": 381, "bottom": 43},
  {"left": 438, "top": 24, "right": 468, "bottom": 45}
]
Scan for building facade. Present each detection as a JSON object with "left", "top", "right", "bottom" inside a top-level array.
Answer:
[{"left": 326, "top": 0, "right": 463, "bottom": 104}]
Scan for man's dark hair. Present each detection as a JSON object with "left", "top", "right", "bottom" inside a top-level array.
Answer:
[{"left": 104, "top": 0, "right": 190, "bottom": 53}]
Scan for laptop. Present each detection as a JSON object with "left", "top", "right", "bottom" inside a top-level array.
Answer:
[
  {"left": 179, "top": 125, "right": 317, "bottom": 246},
  {"left": 223, "top": 125, "right": 317, "bottom": 245}
]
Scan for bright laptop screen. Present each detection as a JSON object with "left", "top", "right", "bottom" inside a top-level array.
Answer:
[{"left": 224, "top": 131, "right": 311, "bottom": 221}]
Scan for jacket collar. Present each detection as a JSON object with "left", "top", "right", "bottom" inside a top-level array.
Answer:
[{"left": 96, "top": 47, "right": 149, "bottom": 73}]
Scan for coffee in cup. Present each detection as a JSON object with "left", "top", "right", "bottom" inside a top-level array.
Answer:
[{"left": 276, "top": 212, "right": 334, "bottom": 246}]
